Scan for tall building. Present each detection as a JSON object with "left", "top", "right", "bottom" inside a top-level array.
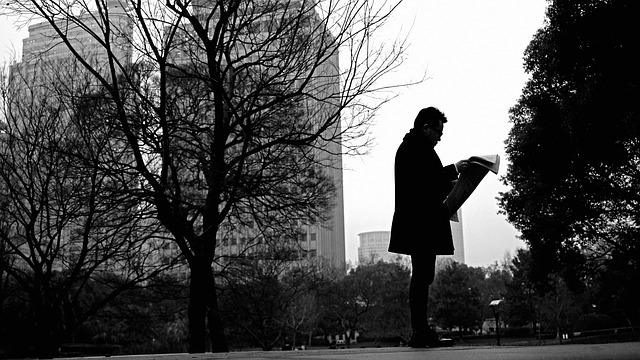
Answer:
[
  {"left": 4, "top": 0, "right": 150, "bottom": 275},
  {"left": 19, "top": 0, "right": 132, "bottom": 75},
  {"left": 357, "top": 231, "right": 407, "bottom": 265},
  {"left": 166, "top": 0, "right": 346, "bottom": 271},
  {"left": 358, "top": 210, "right": 465, "bottom": 266},
  {"left": 9, "top": 0, "right": 346, "bottom": 274}
]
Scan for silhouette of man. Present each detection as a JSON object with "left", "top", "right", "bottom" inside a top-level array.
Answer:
[{"left": 388, "top": 107, "right": 468, "bottom": 347}]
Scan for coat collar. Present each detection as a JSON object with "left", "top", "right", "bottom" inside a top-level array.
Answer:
[{"left": 404, "top": 128, "right": 434, "bottom": 150}]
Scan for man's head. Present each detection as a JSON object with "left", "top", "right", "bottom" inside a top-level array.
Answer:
[{"left": 414, "top": 107, "right": 447, "bottom": 147}]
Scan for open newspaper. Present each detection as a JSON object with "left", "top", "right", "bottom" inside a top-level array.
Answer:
[{"left": 444, "top": 155, "right": 500, "bottom": 222}]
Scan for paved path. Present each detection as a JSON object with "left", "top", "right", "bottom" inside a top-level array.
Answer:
[{"left": 58, "top": 342, "right": 640, "bottom": 360}]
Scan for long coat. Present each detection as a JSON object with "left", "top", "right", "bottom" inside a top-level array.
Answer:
[{"left": 388, "top": 129, "right": 459, "bottom": 255}]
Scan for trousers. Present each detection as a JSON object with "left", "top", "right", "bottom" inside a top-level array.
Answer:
[{"left": 410, "top": 253, "right": 437, "bottom": 334}]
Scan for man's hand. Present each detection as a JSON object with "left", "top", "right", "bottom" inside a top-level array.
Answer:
[{"left": 455, "top": 159, "right": 470, "bottom": 174}]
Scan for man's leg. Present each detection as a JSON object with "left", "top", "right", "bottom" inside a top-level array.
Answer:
[{"left": 409, "top": 253, "right": 436, "bottom": 346}]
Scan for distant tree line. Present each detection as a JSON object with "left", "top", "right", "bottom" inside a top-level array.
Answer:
[{"left": 5, "top": 247, "right": 636, "bottom": 357}]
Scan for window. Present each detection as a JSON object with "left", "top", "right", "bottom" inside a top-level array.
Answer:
[{"left": 310, "top": 233, "right": 317, "bottom": 241}]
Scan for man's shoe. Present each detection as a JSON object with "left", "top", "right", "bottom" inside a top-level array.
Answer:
[{"left": 427, "top": 337, "right": 455, "bottom": 348}]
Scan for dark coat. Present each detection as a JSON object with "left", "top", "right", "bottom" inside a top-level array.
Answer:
[{"left": 388, "top": 128, "right": 459, "bottom": 255}]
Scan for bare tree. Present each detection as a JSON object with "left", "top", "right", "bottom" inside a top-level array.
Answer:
[
  {"left": 285, "top": 290, "right": 320, "bottom": 349},
  {"left": 0, "top": 60, "right": 171, "bottom": 357},
  {"left": 0, "top": 172, "right": 15, "bottom": 326},
  {"left": 2, "top": 0, "right": 408, "bottom": 352},
  {"left": 219, "top": 246, "right": 327, "bottom": 351}
]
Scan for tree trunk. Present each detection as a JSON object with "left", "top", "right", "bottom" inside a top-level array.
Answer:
[
  {"left": 207, "top": 280, "right": 228, "bottom": 352},
  {"left": 188, "top": 256, "right": 209, "bottom": 353},
  {"left": 34, "top": 295, "right": 62, "bottom": 358},
  {"left": 189, "top": 254, "right": 228, "bottom": 353}
]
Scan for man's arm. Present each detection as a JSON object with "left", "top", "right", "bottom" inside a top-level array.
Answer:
[{"left": 454, "top": 159, "right": 470, "bottom": 173}]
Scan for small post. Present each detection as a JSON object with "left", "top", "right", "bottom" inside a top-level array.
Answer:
[{"left": 489, "top": 299, "right": 504, "bottom": 346}]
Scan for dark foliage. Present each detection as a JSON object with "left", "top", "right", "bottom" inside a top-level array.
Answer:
[{"left": 500, "top": 0, "right": 640, "bottom": 321}]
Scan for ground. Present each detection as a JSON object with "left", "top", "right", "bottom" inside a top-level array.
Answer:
[{"left": 54, "top": 341, "right": 640, "bottom": 360}]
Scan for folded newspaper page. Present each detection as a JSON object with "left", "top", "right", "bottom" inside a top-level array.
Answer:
[{"left": 444, "top": 154, "right": 500, "bottom": 222}]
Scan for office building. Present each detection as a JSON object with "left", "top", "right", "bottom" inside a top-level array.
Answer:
[
  {"left": 18, "top": 0, "right": 132, "bottom": 77},
  {"left": 171, "top": 0, "right": 346, "bottom": 271},
  {"left": 358, "top": 210, "right": 465, "bottom": 266},
  {"left": 8, "top": 0, "right": 346, "bottom": 276},
  {"left": 5, "top": 0, "right": 151, "bottom": 276},
  {"left": 357, "top": 231, "right": 405, "bottom": 265}
]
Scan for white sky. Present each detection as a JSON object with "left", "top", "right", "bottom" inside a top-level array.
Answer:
[
  {"left": 342, "top": 0, "right": 549, "bottom": 267},
  {"left": 0, "top": 0, "right": 550, "bottom": 268}
]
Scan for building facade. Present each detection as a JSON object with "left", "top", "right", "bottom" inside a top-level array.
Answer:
[
  {"left": 4, "top": 0, "right": 142, "bottom": 275},
  {"left": 8, "top": 0, "right": 346, "bottom": 276},
  {"left": 357, "top": 231, "right": 405, "bottom": 265},
  {"left": 19, "top": 0, "right": 132, "bottom": 76},
  {"left": 358, "top": 210, "right": 465, "bottom": 266},
  {"left": 176, "top": 0, "right": 346, "bottom": 271}
]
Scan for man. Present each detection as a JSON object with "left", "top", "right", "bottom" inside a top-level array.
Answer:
[{"left": 389, "top": 107, "right": 468, "bottom": 348}]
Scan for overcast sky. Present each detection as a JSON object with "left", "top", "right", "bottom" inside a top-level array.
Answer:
[
  {"left": 0, "top": 0, "right": 550, "bottom": 268},
  {"left": 342, "top": 0, "right": 549, "bottom": 267}
]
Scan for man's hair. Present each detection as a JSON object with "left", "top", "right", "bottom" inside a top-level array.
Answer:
[{"left": 414, "top": 107, "right": 447, "bottom": 129}]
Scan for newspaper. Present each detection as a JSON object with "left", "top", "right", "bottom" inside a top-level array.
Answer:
[{"left": 444, "top": 155, "right": 500, "bottom": 222}]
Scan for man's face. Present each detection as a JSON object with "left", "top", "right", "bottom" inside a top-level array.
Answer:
[{"left": 422, "top": 120, "right": 444, "bottom": 148}]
